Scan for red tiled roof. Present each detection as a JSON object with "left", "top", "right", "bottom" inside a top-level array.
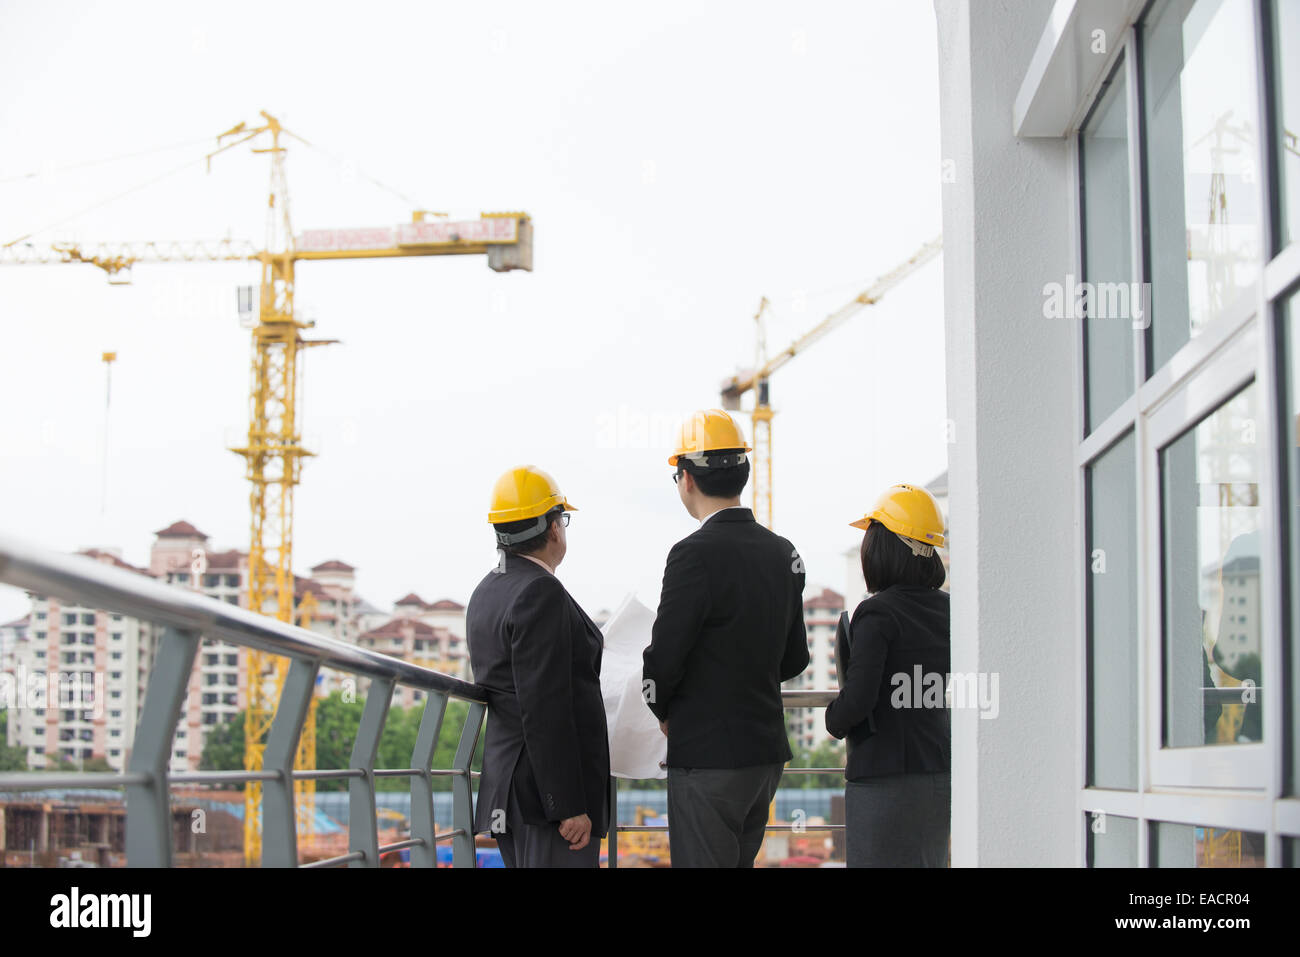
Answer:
[
  {"left": 360, "top": 617, "right": 436, "bottom": 640},
  {"left": 1, "top": 614, "right": 30, "bottom": 629},
  {"left": 294, "top": 577, "right": 329, "bottom": 599},
  {"left": 428, "top": 599, "right": 464, "bottom": 611},
  {"left": 155, "top": 520, "right": 208, "bottom": 539},
  {"left": 394, "top": 592, "right": 427, "bottom": 608},
  {"left": 311, "top": 560, "right": 355, "bottom": 572},
  {"left": 803, "top": 587, "right": 844, "bottom": 610},
  {"left": 78, "top": 548, "right": 154, "bottom": 577},
  {"left": 204, "top": 549, "right": 245, "bottom": 570}
]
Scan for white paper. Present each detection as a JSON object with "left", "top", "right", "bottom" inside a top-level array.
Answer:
[{"left": 599, "top": 593, "right": 667, "bottom": 779}]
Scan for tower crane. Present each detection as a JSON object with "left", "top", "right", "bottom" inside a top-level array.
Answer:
[
  {"left": 1, "top": 111, "right": 532, "bottom": 864},
  {"left": 719, "top": 236, "right": 941, "bottom": 529}
]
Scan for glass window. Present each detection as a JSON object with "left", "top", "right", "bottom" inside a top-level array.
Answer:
[
  {"left": 1081, "top": 58, "right": 1136, "bottom": 431},
  {"left": 1086, "top": 813, "right": 1138, "bottom": 866},
  {"left": 1285, "top": 837, "right": 1300, "bottom": 867},
  {"left": 1151, "top": 822, "right": 1264, "bottom": 866},
  {"left": 1143, "top": 0, "right": 1262, "bottom": 370},
  {"left": 1087, "top": 432, "right": 1139, "bottom": 788},
  {"left": 1160, "top": 382, "right": 1263, "bottom": 748},
  {"left": 1273, "top": 0, "right": 1299, "bottom": 248}
]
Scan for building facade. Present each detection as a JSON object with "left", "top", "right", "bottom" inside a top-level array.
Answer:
[
  {"left": 4, "top": 550, "right": 152, "bottom": 773},
  {"left": 936, "top": 0, "right": 1298, "bottom": 866},
  {"left": 785, "top": 587, "right": 845, "bottom": 752}
]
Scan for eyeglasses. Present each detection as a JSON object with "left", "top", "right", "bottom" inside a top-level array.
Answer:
[
  {"left": 672, "top": 471, "right": 684, "bottom": 485},
  {"left": 558, "top": 513, "right": 570, "bottom": 527}
]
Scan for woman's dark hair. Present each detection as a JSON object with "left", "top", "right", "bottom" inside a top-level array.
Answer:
[
  {"left": 860, "top": 520, "right": 946, "bottom": 593},
  {"left": 681, "top": 459, "right": 750, "bottom": 498},
  {"left": 495, "top": 508, "right": 562, "bottom": 557}
]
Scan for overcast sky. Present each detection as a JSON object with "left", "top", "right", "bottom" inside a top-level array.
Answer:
[{"left": 0, "top": 0, "right": 946, "bottom": 625}]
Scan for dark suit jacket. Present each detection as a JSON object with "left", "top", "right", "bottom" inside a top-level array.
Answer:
[
  {"left": 642, "top": 507, "right": 809, "bottom": 768},
  {"left": 466, "top": 553, "right": 610, "bottom": 836},
  {"left": 824, "top": 585, "right": 950, "bottom": 779}
]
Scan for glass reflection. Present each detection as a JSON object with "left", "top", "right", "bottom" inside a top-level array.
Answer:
[
  {"left": 1082, "top": 60, "right": 1135, "bottom": 432},
  {"left": 1152, "top": 822, "right": 1264, "bottom": 867},
  {"left": 1143, "top": 0, "right": 1261, "bottom": 369},
  {"left": 1161, "top": 382, "right": 1263, "bottom": 747}
]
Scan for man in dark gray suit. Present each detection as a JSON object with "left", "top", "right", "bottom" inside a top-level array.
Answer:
[{"left": 467, "top": 465, "right": 610, "bottom": 868}]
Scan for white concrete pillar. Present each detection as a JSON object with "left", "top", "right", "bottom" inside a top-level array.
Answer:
[{"left": 935, "top": 0, "right": 1080, "bottom": 866}]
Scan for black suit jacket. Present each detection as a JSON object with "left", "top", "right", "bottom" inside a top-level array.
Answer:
[
  {"left": 642, "top": 507, "right": 809, "bottom": 768},
  {"left": 466, "top": 553, "right": 610, "bottom": 836},
  {"left": 824, "top": 585, "right": 951, "bottom": 779}
]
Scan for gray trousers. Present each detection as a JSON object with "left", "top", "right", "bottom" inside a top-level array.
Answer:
[
  {"left": 845, "top": 771, "right": 950, "bottom": 867},
  {"left": 666, "top": 763, "right": 784, "bottom": 867},
  {"left": 496, "top": 788, "right": 604, "bottom": 868}
]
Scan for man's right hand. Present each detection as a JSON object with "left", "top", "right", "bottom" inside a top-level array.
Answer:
[{"left": 559, "top": 813, "right": 592, "bottom": 850}]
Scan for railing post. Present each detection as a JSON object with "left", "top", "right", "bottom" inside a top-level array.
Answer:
[
  {"left": 451, "top": 700, "right": 485, "bottom": 869},
  {"left": 408, "top": 691, "right": 448, "bottom": 868},
  {"left": 607, "top": 775, "right": 618, "bottom": 869},
  {"left": 348, "top": 677, "right": 393, "bottom": 868},
  {"left": 262, "top": 657, "right": 319, "bottom": 867},
  {"left": 125, "top": 626, "right": 197, "bottom": 867}
]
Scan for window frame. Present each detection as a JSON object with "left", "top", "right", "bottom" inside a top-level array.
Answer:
[{"left": 1074, "top": 2, "right": 1300, "bottom": 867}]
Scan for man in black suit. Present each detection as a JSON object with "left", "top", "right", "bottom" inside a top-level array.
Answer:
[
  {"left": 642, "top": 409, "right": 809, "bottom": 867},
  {"left": 467, "top": 465, "right": 610, "bottom": 868}
]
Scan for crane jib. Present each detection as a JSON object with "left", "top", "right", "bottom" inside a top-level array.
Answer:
[{"left": 297, "top": 217, "right": 521, "bottom": 253}]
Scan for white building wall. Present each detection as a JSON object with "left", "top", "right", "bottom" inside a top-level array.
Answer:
[{"left": 935, "top": 0, "right": 1079, "bottom": 866}]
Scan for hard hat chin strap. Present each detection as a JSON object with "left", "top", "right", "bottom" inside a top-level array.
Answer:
[
  {"left": 897, "top": 533, "right": 936, "bottom": 558},
  {"left": 682, "top": 450, "right": 747, "bottom": 470},
  {"left": 494, "top": 513, "right": 549, "bottom": 546}
]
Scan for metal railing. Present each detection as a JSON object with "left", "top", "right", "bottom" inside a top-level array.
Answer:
[
  {"left": 0, "top": 533, "right": 488, "bottom": 868},
  {"left": 0, "top": 534, "right": 850, "bottom": 868}
]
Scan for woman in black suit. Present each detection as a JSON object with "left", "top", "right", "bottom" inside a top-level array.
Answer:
[{"left": 825, "top": 483, "right": 951, "bottom": 867}]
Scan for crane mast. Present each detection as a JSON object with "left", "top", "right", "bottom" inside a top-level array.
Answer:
[
  {"left": 216, "top": 113, "right": 326, "bottom": 865},
  {"left": 2, "top": 111, "right": 533, "bottom": 865}
]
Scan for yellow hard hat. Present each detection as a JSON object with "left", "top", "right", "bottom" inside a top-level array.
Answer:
[
  {"left": 668, "top": 408, "right": 752, "bottom": 467},
  {"left": 488, "top": 465, "right": 577, "bottom": 524},
  {"left": 851, "top": 484, "right": 946, "bottom": 549}
]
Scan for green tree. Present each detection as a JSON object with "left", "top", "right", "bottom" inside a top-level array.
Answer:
[
  {"left": 199, "top": 709, "right": 246, "bottom": 787},
  {"left": 788, "top": 738, "right": 846, "bottom": 789},
  {"left": 0, "top": 710, "right": 29, "bottom": 771},
  {"left": 315, "top": 691, "right": 363, "bottom": 791},
  {"left": 426, "top": 698, "right": 485, "bottom": 791},
  {"left": 193, "top": 691, "right": 490, "bottom": 794}
]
